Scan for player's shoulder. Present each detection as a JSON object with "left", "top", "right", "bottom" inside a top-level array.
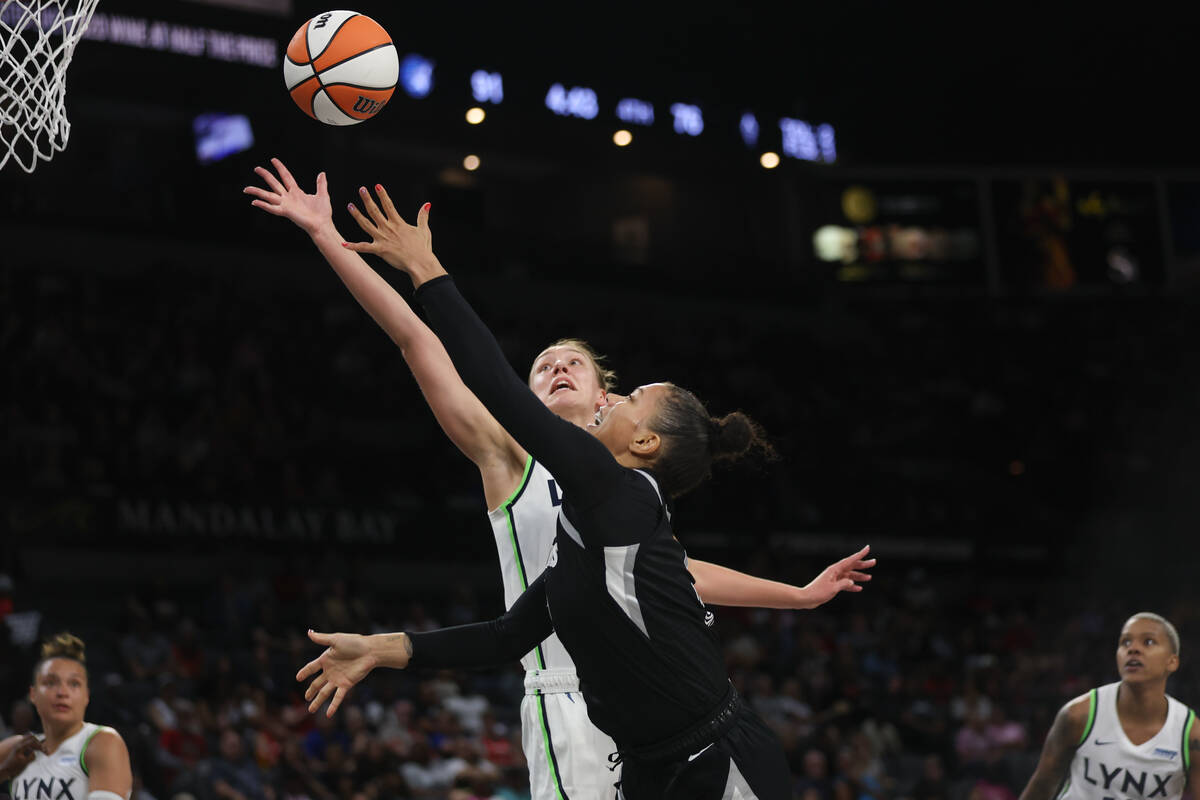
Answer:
[
  {"left": 1056, "top": 688, "right": 1100, "bottom": 737},
  {"left": 84, "top": 724, "right": 128, "bottom": 758}
]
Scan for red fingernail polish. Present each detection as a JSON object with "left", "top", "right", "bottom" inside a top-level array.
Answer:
[
  {"left": 375, "top": 184, "right": 383, "bottom": 192},
  {"left": 423, "top": 202, "right": 431, "bottom": 211}
]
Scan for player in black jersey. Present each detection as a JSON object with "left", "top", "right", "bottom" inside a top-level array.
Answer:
[{"left": 297, "top": 196, "right": 874, "bottom": 799}]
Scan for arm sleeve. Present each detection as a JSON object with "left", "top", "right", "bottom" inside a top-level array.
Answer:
[
  {"left": 414, "top": 275, "right": 623, "bottom": 507},
  {"left": 406, "top": 572, "right": 554, "bottom": 669}
]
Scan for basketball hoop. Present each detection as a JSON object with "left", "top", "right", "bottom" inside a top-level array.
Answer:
[{"left": 1, "top": 0, "right": 99, "bottom": 173}]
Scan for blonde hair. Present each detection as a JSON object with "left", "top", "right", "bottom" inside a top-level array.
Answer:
[
  {"left": 531, "top": 338, "right": 617, "bottom": 393},
  {"left": 33, "top": 632, "right": 87, "bottom": 680}
]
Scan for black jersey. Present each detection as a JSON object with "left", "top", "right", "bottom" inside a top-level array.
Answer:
[{"left": 408, "top": 276, "right": 729, "bottom": 751}]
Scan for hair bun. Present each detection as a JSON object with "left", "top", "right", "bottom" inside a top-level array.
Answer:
[
  {"left": 710, "top": 413, "right": 754, "bottom": 460},
  {"left": 41, "top": 632, "right": 86, "bottom": 664}
]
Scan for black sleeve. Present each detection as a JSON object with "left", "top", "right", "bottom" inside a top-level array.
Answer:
[
  {"left": 406, "top": 572, "right": 554, "bottom": 669},
  {"left": 414, "top": 275, "right": 623, "bottom": 508}
]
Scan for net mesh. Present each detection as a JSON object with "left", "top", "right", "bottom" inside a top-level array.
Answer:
[{"left": 1, "top": 0, "right": 99, "bottom": 173}]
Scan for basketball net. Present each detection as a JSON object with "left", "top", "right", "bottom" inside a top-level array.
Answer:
[{"left": 0, "top": 0, "right": 99, "bottom": 173}]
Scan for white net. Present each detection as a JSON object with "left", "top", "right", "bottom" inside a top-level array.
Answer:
[{"left": 1, "top": 0, "right": 99, "bottom": 173}]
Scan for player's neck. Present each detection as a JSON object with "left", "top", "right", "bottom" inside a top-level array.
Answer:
[
  {"left": 42, "top": 719, "right": 85, "bottom": 753},
  {"left": 1117, "top": 680, "right": 1168, "bottom": 723},
  {"left": 556, "top": 407, "right": 595, "bottom": 429}
]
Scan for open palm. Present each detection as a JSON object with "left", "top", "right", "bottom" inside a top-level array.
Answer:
[
  {"left": 296, "top": 630, "right": 377, "bottom": 717},
  {"left": 243, "top": 157, "right": 332, "bottom": 235}
]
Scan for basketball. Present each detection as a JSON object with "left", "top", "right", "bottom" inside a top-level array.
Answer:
[{"left": 283, "top": 10, "right": 399, "bottom": 126}]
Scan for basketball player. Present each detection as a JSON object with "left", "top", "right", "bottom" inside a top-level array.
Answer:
[
  {"left": 1019, "top": 613, "right": 1198, "bottom": 800},
  {"left": 247, "top": 161, "right": 874, "bottom": 799},
  {"left": 0, "top": 634, "right": 132, "bottom": 800},
  {"left": 295, "top": 196, "right": 876, "bottom": 799}
]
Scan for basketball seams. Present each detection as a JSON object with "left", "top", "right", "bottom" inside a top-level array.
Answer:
[
  {"left": 306, "top": 12, "right": 358, "bottom": 64},
  {"left": 286, "top": 11, "right": 396, "bottom": 126},
  {"left": 312, "top": 42, "right": 398, "bottom": 86}
]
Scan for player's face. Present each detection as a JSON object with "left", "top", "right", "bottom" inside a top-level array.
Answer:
[
  {"left": 528, "top": 347, "right": 607, "bottom": 424},
  {"left": 588, "top": 383, "right": 668, "bottom": 455},
  {"left": 29, "top": 658, "right": 89, "bottom": 727},
  {"left": 1117, "top": 618, "right": 1178, "bottom": 684}
]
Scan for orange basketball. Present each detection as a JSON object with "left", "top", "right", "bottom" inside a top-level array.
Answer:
[{"left": 283, "top": 10, "right": 398, "bottom": 126}]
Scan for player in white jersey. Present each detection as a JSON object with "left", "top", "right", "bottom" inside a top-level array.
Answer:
[
  {"left": 1020, "top": 613, "right": 1198, "bottom": 800},
  {"left": 0, "top": 634, "right": 131, "bottom": 800},
  {"left": 247, "top": 161, "right": 874, "bottom": 799}
]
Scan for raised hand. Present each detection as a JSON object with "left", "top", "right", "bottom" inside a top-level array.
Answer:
[
  {"left": 295, "top": 630, "right": 380, "bottom": 718},
  {"left": 802, "top": 545, "right": 875, "bottom": 608},
  {"left": 342, "top": 185, "right": 444, "bottom": 284},
  {"left": 243, "top": 158, "right": 333, "bottom": 235}
]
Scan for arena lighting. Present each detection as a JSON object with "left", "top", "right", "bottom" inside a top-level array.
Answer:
[
  {"left": 465, "top": 107, "right": 486, "bottom": 124},
  {"left": 780, "top": 118, "right": 819, "bottom": 161},
  {"left": 615, "top": 98, "right": 654, "bottom": 126},
  {"left": 670, "top": 103, "right": 703, "bottom": 136},
  {"left": 613, "top": 129, "right": 633, "bottom": 147},
  {"left": 463, "top": 154, "right": 480, "bottom": 171},
  {"left": 760, "top": 151, "right": 780, "bottom": 169},
  {"left": 470, "top": 69, "right": 503, "bottom": 103},
  {"left": 546, "top": 83, "right": 599, "bottom": 119},
  {"left": 740, "top": 112, "right": 760, "bottom": 148},
  {"left": 400, "top": 53, "right": 434, "bottom": 98}
]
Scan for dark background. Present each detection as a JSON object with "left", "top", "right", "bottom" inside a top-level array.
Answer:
[{"left": 2, "top": 2, "right": 1198, "bottom": 798}]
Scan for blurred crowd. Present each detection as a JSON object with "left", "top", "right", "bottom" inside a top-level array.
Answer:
[
  {"left": 3, "top": 256, "right": 1196, "bottom": 551},
  {"left": 2, "top": 566, "right": 1197, "bottom": 800},
  {"left": 3, "top": 253, "right": 1200, "bottom": 800}
]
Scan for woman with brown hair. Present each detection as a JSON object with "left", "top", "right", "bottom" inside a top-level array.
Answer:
[{"left": 0, "top": 633, "right": 131, "bottom": 800}]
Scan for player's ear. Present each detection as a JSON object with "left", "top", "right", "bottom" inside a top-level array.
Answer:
[
  {"left": 630, "top": 431, "right": 660, "bottom": 457},
  {"left": 1167, "top": 652, "right": 1180, "bottom": 675}
]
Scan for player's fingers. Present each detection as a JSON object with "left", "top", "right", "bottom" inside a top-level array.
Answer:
[
  {"left": 416, "top": 202, "right": 431, "bottom": 232},
  {"left": 316, "top": 172, "right": 328, "bottom": 199},
  {"left": 375, "top": 184, "right": 402, "bottom": 222},
  {"left": 848, "top": 571, "right": 872, "bottom": 581},
  {"left": 327, "top": 686, "right": 348, "bottom": 717},
  {"left": 341, "top": 240, "right": 378, "bottom": 253},
  {"left": 357, "top": 186, "right": 387, "bottom": 227},
  {"left": 244, "top": 186, "right": 279, "bottom": 203},
  {"left": 346, "top": 202, "right": 379, "bottom": 236},
  {"left": 271, "top": 157, "right": 299, "bottom": 191},
  {"left": 308, "top": 681, "right": 336, "bottom": 714},
  {"left": 303, "top": 673, "right": 326, "bottom": 701},
  {"left": 254, "top": 165, "right": 286, "bottom": 195},
  {"left": 296, "top": 655, "right": 323, "bottom": 681},
  {"left": 250, "top": 200, "right": 285, "bottom": 216},
  {"left": 308, "top": 629, "right": 334, "bottom": 646}
]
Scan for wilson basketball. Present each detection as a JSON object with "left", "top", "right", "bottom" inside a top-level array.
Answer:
[{"left": 283, "top": 10, "right": 398, "bottom": 126}]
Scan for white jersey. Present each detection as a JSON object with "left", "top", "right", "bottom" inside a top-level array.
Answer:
[
  {"left": 489, "top": 457, "right": 618, "bottom": 800},
  {"left": 10, "top": 723, "right": 121, "bottom": 800},
  {"left": 488, "top": 456, "right": 575, "bottom": 673},
  {"left": 1061, "top": 682, "right": 1196, "bottom": 800}
]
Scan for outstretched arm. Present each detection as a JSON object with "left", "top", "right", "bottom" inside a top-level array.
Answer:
[
  {"left": 1019, "top": 695, "right": 1089, "bottom": 800},
  {"left": 244, "top": 161, "right": 524, "bottom": 506},
  {"left": 298, "top": 574, "right": 554, "bottom": 717},
  {"left": 339, "top": 188, "right": 623, "bottom": 507},
  {"left": 690, "top": 546, "right": 875, "bottom": 609}
]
